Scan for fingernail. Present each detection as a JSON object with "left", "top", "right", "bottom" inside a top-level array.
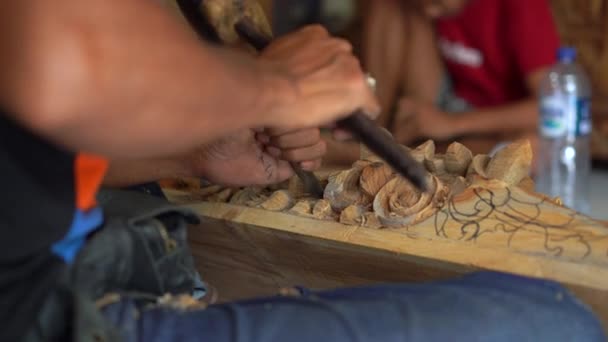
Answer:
[
  {"left": 333, "top": 130, "right": 352, "bottom": 142},
  {"left": 266, "top": 146, "right": 281, "bottom": 157}
]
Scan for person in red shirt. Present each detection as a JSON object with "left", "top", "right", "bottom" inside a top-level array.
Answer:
[{"left": 364, "top": 0, "right": 560, "bottom": 154}]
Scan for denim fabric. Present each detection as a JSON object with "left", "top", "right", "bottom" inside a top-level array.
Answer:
[{"left": 101, "top": 271, "right": 604, "bottom": 342}]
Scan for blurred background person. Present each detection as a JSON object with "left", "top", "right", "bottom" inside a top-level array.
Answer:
[{"left": 363, "top": 0, "right": 560, "bottom": 157}]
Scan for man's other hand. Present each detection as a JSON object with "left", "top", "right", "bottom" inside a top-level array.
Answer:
[
  {"left": 183, "top": 128, "right": 325, "bottom": 186},
  {"left": 256, "top": 127, "right": 326, "bottom": 171}
]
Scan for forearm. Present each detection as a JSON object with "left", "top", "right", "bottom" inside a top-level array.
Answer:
[
  {"left": 103, "top": 158, "right": 190, "bottom": 188},
  {"left": 0, "top": 1, "right": 288, "bottom": 159},
  {"left": 452, "top": 99, "right": 538, "bottom": 136}
]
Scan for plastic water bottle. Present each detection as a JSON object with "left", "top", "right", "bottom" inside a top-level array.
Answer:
[{"left": 536, "top": 47, "right": 591, "bottom": 214}]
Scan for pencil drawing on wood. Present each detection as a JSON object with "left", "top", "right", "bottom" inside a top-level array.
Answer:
[{"left": 164, "top": 139, "right": 608, "bottom": 265}]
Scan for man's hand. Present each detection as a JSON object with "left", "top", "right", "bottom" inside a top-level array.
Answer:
[
  {"left": 256, "top": 127, "right": 326, "bottom": 171},
  {"left": 259, "top": 25, "right": 380, "bottom": 130},
  {"left": 393, "top": 97, "right": 457, "bottom": 143},
  {"left": 184, "top": 128, "right": 325, "bottom": 186}
]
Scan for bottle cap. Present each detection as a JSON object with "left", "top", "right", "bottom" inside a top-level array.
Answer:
[{"left": 557, "top": 47, "right": 577, "bottom": 63}]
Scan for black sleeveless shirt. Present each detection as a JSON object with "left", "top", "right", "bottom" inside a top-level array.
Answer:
[{"left": 0, "top": 114, "right": 78, "bottom": 341}]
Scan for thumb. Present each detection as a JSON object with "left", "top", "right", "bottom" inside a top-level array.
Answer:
[{"left": 271, "top": 160, "right": 295, "bottom": 184}]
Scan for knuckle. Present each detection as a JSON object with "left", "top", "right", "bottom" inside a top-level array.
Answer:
[
  {"left": 332, "top": 51, "right": 350, "bottom": 64},
  {"left": 329, "top": 38, "right": 353, "bottom": 52},
  {"left": 301, "top": 24, "right": 329, "bottom": 37}
]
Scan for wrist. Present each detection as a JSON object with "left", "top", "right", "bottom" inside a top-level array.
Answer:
[
  {"left": 103, "top": 157, "right": 192, "bottom": 187},
  {"left": 155, "top": 156, "right": 194, "bottom": 180}
]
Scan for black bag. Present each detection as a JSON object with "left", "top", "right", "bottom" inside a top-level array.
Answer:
[
  {"left": 72, "top": 188, "right": 200, "bottom": 299},
  {"left": 25, "top": 188, "right": 201, "bottom": 342}
]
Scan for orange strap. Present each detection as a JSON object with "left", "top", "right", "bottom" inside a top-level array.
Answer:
[{"left": 74, "top": 153, "right": 108, "bottom": 210}]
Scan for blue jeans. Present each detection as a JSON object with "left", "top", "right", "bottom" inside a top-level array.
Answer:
[{"left": 101, "top": 271, "right": 604, "bottom": 342}]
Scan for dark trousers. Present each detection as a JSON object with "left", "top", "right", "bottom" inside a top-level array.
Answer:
[{"left": 101, "top": 271, "right": 604, "bottom": 342}]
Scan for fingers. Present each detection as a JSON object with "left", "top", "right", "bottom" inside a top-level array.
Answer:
[
  {"left": 256, "top": 127, "right": 326, "bottom": 172},
  {"left": 262, "top": 25, "right": 352, "bottom": 61},
  {"left": 268, "top": 128, "right": 320, "bottom": 149},
  {"left": 261, "top": 25, "right": 329, "bottom": 57},
  {"left": 266, "top": 140, "right": 327, "bottom": 163},
  {"left": 285, "top": 140, "right": 327, "bottom": 162},
  {"left": 291, "top": 53, "right": 381, "bottom": 126},
  {"left": 263, "top": 40, "right": 355, "bottom": 77},
  {"left": 270, "top": 160, "right": 295, "bottom": 184}
]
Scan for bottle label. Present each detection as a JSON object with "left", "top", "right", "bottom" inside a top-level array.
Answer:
[
  {"left": 540, "top": 95, "right": 591, "bottom": 137},
  {"left": 577, "top": 98, "right": 592, "bottom": 136},
  {"left": 540, "top": 96, "right": 566, "bottom": 137}
]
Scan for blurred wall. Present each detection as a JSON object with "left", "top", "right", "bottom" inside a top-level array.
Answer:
[{"left": 550, "top": 0, "right": 608, "bottom": 159}]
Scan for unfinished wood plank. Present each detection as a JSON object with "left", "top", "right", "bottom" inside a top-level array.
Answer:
[
  {"left": 163, "top": 186, "right": 608, "bottom": 330},
  {"left": 164, "top": 186, "right": 608, "bottom": 293},
  {"left": 179, "top": 200, "right": 608, "bottom": 293},
  {"left": 185, "top": 209, "right": 607, "bottom": 328}
]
